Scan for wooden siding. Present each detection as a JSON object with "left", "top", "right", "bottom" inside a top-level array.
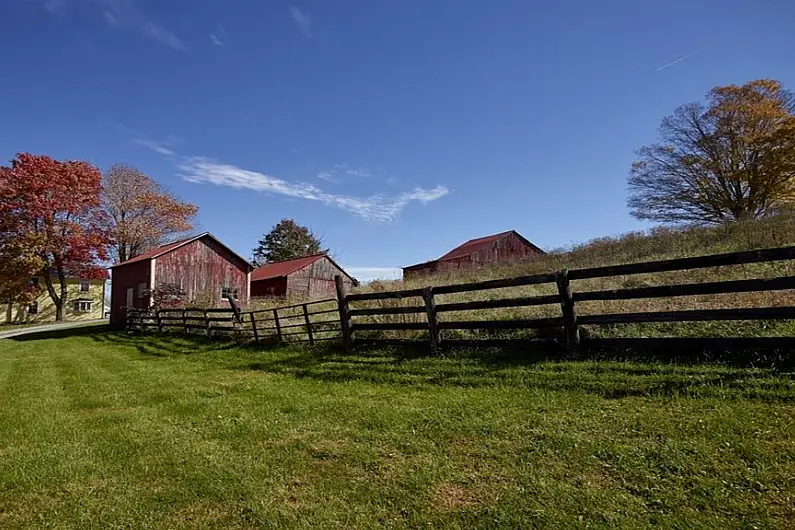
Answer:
[
  {"left": 250, "top": 256, "right": 354, "bottom": 299},
  {"left": 110, "top": 259, "right": 151, "bottom": 327},
  {"left": 404, "top": 232, "right": 542, "bottom": 280},
  {"left": 285, "top": 256, "right": 354, "bottom": 299},
  {"left": 155, "top": 237, "right": 249, "bottom": 306}
]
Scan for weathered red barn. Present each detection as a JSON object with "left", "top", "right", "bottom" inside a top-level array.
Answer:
[
  {"left": 402, "top": 230, "right": 544, "bottom": 280},
  {"left": 109, "top": 232, "right": 254, "bottom": 328},
  {"left": 250, "top": 253, "right": 357, "bottom": 299}
]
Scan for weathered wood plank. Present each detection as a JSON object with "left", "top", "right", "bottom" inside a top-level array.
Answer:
[
  {"left": 579, "top": 307, "right": 795, "bottom": 325},
  {"left": 569, "top": 245, "right": 795, "bottom": 280},
  {"left": 556, "top": 269, "right": 580, "bottom": 354},
  {"left": 435, "top": 294, "right": 560, "bottom": 313},
  {"left": 583, "top": 337, "right": 795, "bottom": 351},
  {"left": 423, "top": 287, "right": 439, "bottom": 354},
  {"left": 574, "top": 276, "right": 795, "bottom": 302}
]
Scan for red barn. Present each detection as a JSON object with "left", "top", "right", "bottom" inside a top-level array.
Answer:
[
  {"left": 109, "top": 233, "right": 254, "bottom": 328},
  {"left": 402, "top": 230, "right": 544, "bottom": 280},
  {"left": 250, "top": 253, "right": 357, "bottom": 299}
]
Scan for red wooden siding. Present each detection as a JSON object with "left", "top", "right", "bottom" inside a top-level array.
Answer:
[
  {"left": 403, "top": 231, "right": 544, "bottom": 280},
  {"left": 110, "top": 234, "right": 252, "bottom": 328},
  {"left": 251, "top": 255, "right": 355, "bottom": 299},
  {"left": 155, "top": 238, "right": 249, "bottom": 306},
  {"left": 109, "top": 259, "right": 151, "bottom": 327}
]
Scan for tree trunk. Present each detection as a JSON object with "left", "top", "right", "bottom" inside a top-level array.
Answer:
[
  {"left": 57, "top": 264, "right": 68, "bottom": 322},
  {"left": 42, "top": 268, "right": 64, "bottom": 321}
]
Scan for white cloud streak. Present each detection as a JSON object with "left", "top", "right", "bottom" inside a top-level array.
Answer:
[
  {"left": 210, "top": 27, "right": 226, "bottom": 47},
  {"left": 178, "top": 157, "right": 449, "bottom": 222},
  {"left": 90, "top": 0, "right": 186, "bottom": 51},
  {"left": 289, "top": 7, "right": 312, "bottom": 38},
  {"left": 656, "top": 48, "right": 705, "bottom": 72},
  {"left": 133, "top": 138, "right": 175, "bottom": 156}
]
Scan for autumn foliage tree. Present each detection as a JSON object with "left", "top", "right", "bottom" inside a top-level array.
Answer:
[
  {"left": 252, "top": 219, "right": 325, "bottom": 265},
  {"left": 0, "top": 154, "right": 109, "bottom": 320},
  {"left": 103, "top": 164, "right": 198, "bottom": 263},
  {"left": 628, "top": 79, "right": 795, "bottom": 224}
]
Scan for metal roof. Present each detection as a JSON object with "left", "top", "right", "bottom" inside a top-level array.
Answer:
[
  {"left": 110, "top": 232, "right": 254, "bottom": 271},
  {"left": 251, "top": 253, "right": 358, "bottom": 284}
]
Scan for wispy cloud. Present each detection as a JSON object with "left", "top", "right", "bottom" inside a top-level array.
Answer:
[
  {"left": 656, "top": 48, "right": 705, "bottom": 72},
  {"left": 210, "top": 27, "right": 227, "bottom": 47},
  {"left": 178, "top": 157, "right": 449, "bottom": 222},
  {"left": 44, "top": 0, "right": 67, "bottom": 15},
  {"left": 289, "top": 7, "right": 312, "bottom": 38},
  {"left": 54, "top": 0, "right": 187, "bottom": 51},
  {"left": 316, "top": 164, "right": 375, "bottom": 183},
  {"left": 133, "top": 138, "right": 175, "bottom": 156}
]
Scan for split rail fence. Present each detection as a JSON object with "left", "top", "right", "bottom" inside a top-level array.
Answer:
[{"left": 127, "top": 245, "right": 795, "bottom": 354}]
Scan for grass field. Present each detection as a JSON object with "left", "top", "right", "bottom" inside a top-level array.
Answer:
[{"left": 1, "top": 329, "right": 794, "bottom": 529}]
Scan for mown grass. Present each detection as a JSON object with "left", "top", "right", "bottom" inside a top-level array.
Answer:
[
  {"left": 0, "top": 328, "right": 794, "bottom": 528},
  {"left": 350, "top": 214, "right": 795, "bottom": 341}
]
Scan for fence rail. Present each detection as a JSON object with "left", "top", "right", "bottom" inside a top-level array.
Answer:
[
  {"left": 126, "top": 244, "right": 795, "bottom": 354},
  {"left": 126, "top": 298, "right": 339, "bottom": 345}
]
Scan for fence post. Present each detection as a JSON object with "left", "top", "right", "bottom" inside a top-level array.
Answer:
[
  {"left": 156, "top": 309, "right": 164, "bottom": 333},
  {"left": 250, "top": 312, "right": 259, "bottom": 343},
  {"left": 273, "top": 308, "right": 283, "bottom": 342},
  {"left": 303, "top": 303, "right": 314, "bottom": 345},
  {"left": 556, "top": 269, "right": 580, "bottom": 356},
  {"left": 335, "top": 275, "right": 353, "bottom": 352},
  {"left": 423, "top": 287, "right": 440, "bottom": 355},
  {"left": 182, "top": 309, "right": 188, "bottom": 334},
  {"left": 204, "top": 309, "right": 212, "bottom": 339}
]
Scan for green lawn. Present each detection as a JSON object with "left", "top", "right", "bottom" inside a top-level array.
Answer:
[{"left": 0, "top": 330, "right": 793, "bottom": 529}]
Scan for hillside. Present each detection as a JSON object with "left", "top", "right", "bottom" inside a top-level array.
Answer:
[{"left": 350, "top": 214, "right": 795, "bottom": 340}]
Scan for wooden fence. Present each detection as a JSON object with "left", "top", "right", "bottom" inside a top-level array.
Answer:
[
  {"left": 126, "top": 245, "right": 795, "bottom": 354},
  {"left": 336, "top": 245, "right": 795, "bottom": 354},
  {"left": 126, "top": 298, "right": 340, "bottom": 345}
]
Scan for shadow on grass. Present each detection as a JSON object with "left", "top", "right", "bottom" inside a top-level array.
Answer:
[
  {"left": 8, "top": 323, "right": 111, "bottom": 341},
  {"left": 15, "top": 328, "right": 794, "bottom": 401},
  {"left": 239, "top": 343, "right": 795, "bottom": 402}
]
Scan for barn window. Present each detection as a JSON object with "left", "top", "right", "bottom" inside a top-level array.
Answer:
[
  {"left": 137, "top": 283, "right": 147, "bottom": 298},
  {"left": 73, "top": 301, "right": 92, "bottom": 313},
  {"left": 28, "top": 302, "right": 38, "bottom": 315},
  {"left": 221, "top": 287, "right": 239, "bottom": 300},
  {"left": 79, "top": 280, "right": 90, "bottom": 292}
]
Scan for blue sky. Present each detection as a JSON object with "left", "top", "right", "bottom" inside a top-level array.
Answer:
[{"left": 2, "top": 1, "right": 794, "bottom": 282}]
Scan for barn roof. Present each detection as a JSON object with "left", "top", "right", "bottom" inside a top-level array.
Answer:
[
  {"left": 251, "top": 253, "right": 357, "bottom": 284},
  {"left": 403, "top": 230, "right": 544, "bottom": 270},
  {"left": 110, "top": 232, "right": 254, "bottom": 271}
]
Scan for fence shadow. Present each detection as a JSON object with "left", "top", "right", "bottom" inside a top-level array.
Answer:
[{"left": 237, "top": 342, "right": 795, "bottom": 402}]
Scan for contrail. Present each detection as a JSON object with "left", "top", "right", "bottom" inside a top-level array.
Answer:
[{"left": 656, "top": 48, "right": 705, "bottom": 72}]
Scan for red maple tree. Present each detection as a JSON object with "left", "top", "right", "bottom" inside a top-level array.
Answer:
[{"left": 0, "top": 153, "right": 110, "bottom": 320}]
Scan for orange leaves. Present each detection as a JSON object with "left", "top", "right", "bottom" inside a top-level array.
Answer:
[{"left": 102, "top": 164, "right": 198, "bottom": 263}]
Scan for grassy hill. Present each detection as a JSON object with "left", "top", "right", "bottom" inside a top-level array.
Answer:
[{"left": 350, "top": 214, "right": 795, "bottom": 341}]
